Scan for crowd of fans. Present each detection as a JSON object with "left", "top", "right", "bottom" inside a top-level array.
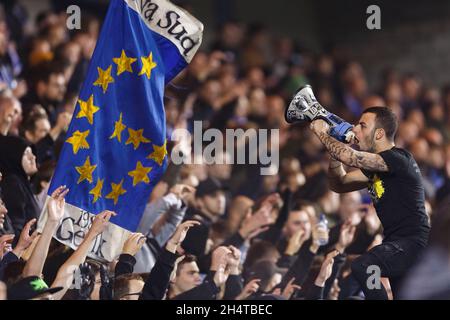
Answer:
[{"left": 1, "top": 1, "right": 449, "bottom": 300}]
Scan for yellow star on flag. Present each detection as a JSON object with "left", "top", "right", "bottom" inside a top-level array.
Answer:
[
  {"left": 110, "top": 113, "right": 127, "bottom": 143},
  {"left": 89, "top": 178, "right": 104, "bottom": 203},
  {"left": 126, "top": 128, "right": 150, "bottom": 150},
  {"left": 138, "top": 52, "right": 157, "bottom": 79},
  {"left": 66, "top": 129, "right": 90, "bottom": 154},
  {"left": 75, "top": 156, "right": 97, "bottom": 184},
  {"left": 128, "top": 161, "right": 153, "bottom": 186},
  {"left": 147, "top": 140, "right": 167, "bottom": 166},
  {"left": 93, "top": 65, "right": 114, "bottom": 93},
  {"left": 106, "top": 179, "right": 127, "bottom": 205},
  {"left": 113, "top": 50, "right": 137, "bottom": 76},
  {"left": 77, "top": 95, "right": 100, "bottom": 125}
]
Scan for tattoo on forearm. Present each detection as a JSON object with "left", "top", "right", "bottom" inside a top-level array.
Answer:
[
  {"left": 318, "top": 132, "right": 388, "bottom": 172},
  {"left": 329, "top": 159, "right": 343, "bottom": 170}
]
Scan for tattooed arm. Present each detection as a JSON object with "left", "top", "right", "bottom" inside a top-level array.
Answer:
[
  {"left": 311, "top": 120, "right": 389, "bottom": 172},
  {"left": 328, "top": 159, "right": 368, "bottom": 193}
]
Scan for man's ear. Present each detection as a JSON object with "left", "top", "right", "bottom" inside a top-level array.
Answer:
[{"left": 375, "top": 128, "right": 384, "bottom": 140}]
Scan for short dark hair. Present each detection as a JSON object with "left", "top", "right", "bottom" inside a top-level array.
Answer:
[
  {"left": 113, "top": 273, "right": 144, "bottom": 300},
  {"left": 32, "top": 160, "right": 56, "bottom": 194},
  {"left": 27, "top": 61, "right": 65, "bottom": 90},
  {"left": 243, "top": 240, "right": 280, "bottom": 275},
  {"left": 21, "top": 107, "right": 49, "bottom": 134},
  {"left": 176, "top": 254, "right": 197, "bottom": 277},
  {"left": 362, "top": 106, "right": 398, "bottom": 141}
]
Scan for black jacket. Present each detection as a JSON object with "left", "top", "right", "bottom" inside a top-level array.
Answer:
[
  {"left": 278, "top": 241, "right": 316, "bottom": 290},
  {"left": 114, "top": 254, "right": 136, "bottom": 278},
  {"left": 0, "top": 251, "right": 19, "bottom": 281},
  {"left": 0, "top": 136, "right": 40, "bottom": 240},
  {"left": 140, "top": 249, "right": 179, "bottom": 300},
  {"left": 172, "top": 274, "right": 220, "bottom": 300}
]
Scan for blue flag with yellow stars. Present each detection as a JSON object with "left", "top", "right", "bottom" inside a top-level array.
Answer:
[{"left": 45, "top": 0, "right": 203, "bottom": 260}]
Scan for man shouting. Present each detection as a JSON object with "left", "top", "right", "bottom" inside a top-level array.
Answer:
[{"left": 310, "top": 106, "right": 430, "bottom": 300}]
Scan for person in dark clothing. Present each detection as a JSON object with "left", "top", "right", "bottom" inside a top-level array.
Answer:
[
  {"left": 258, "top": 189, "right": 291, "bottom": 253},
  {"left": 166, "top": 254, "right": 201, "bottom": 299},
  {"left": 139, "top": 220, "right": 234, "bottom": 300},
  {"left": 0, "top": 172, "right": 13, "bottom": 234},
  {"left": 322, "top": 196, "right": 380, "bottom": 256},
  {"left": 168, "top": 245, "right": 237, "bottom": 300},
  {"left": 181, "top": 177, "right": 227, "bottom": 258},
  {"left": 183, "top": 179, "right": 277, "bottom": 273},
  {"left": 288, "top": 221, "right": 356, "bottom": 299},
  {"left": 114, "top": 232, "right": 147, "bottom": 279},
  {"left": 0, "top": 135, "right": 39, "bottom": 240},
  {"left": 0, "top": 217, "right": 38, "bottom": 281},
  {"left": 245, "top": 259, "right": 285, "bottom": 298},
  {"left": 21, "top": 107, "right": 70, "bottom": 165},
  {"left": 188, "top": 78, "right": 221, "bottom": 131},
  {"left": 310, "top": 106, "right": 430, "bottom": 299},
  {"left": 304, "top": 250, "right": 342, "bottom": 300},
  {"left": 21, "top": 62, "right": 66, "bottom": 124},
  {"left": 138, "top": 220, "right": 200, "bottom": 300},
  {"left": 0, "top": 92, "right": 20, "bottom": 137},
  {"left": 113, "top": 273, "right": 145, "bottom": 300},
  {"left": 277, "top": 232, "right": 323, "bottom": 291}
]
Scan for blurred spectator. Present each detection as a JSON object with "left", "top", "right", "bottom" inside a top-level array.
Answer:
[
  {"left": 0, "top": 136, "right": 39, "bottom": 239},
  {"left": 22, "top": 62, "right": 66, "bottom": 123},
  {"left": 0, "top": 91, "right": 19, "bottom": 136}
]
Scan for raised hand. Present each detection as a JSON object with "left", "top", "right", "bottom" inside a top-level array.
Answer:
[
  {"left": 213, "top": 262, "right": 230, "bottom": 287},
  {"left": 336, "top": 220, "right": 357, "bottom": 253},
  {"left": 261, "top": 193, "right": 282, "bottom": 208},
  {"left": 166, "top": 220, "right": 201, "bottom": 253},
  {"left": 239, "top": 204, "right": 274, "bottom": 239},
  {"left": 13, "top": 218, "right": 38, "bottom": 257},
  {"left": 51, "top": 112, "right": 72, "bottom": 140},
  {"left": 310, "top": 119, "right": 331, "bottom": 135},
  {"left": 56, "top": 112, "right": 72, "bottom": 131},
  {"left": 122, "top": 232, "right": 146, "bottom": 256},
  {"left": 211, "top": 246, "right": 232, "bottom": 271},
  {"left": 47, "top": 186, "right": 69, "bottom": 223},
  {"left": 236, "top": 279, "right": 260, "bottom": 300},
  {"left": 285, "top": 228, "right": 307, "bottom": 256},
  {"left": 169, "top": 184, "right": 196, "bottom": 202},
  {"left": 281, "top": 277, "right": 302, "bottom": 299},
  {"left": 226, "top": 246, "right": 241, "bottom": 275},
  {"left": 0, "top": 234, "right": 14, "bottom": 256},
  {"left": 87, "top": 210, "right": 116, "bottom": 238},
  {"left": 315, "top": 250, "right": 339, "bottom": 287}
]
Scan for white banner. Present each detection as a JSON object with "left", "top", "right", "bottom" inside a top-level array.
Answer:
[
  {"left": 37, "top": 198, "right": 131, "bottom": 262},
  {"left": 124, "top": 0, "right": 204, "bottom": 63}
]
